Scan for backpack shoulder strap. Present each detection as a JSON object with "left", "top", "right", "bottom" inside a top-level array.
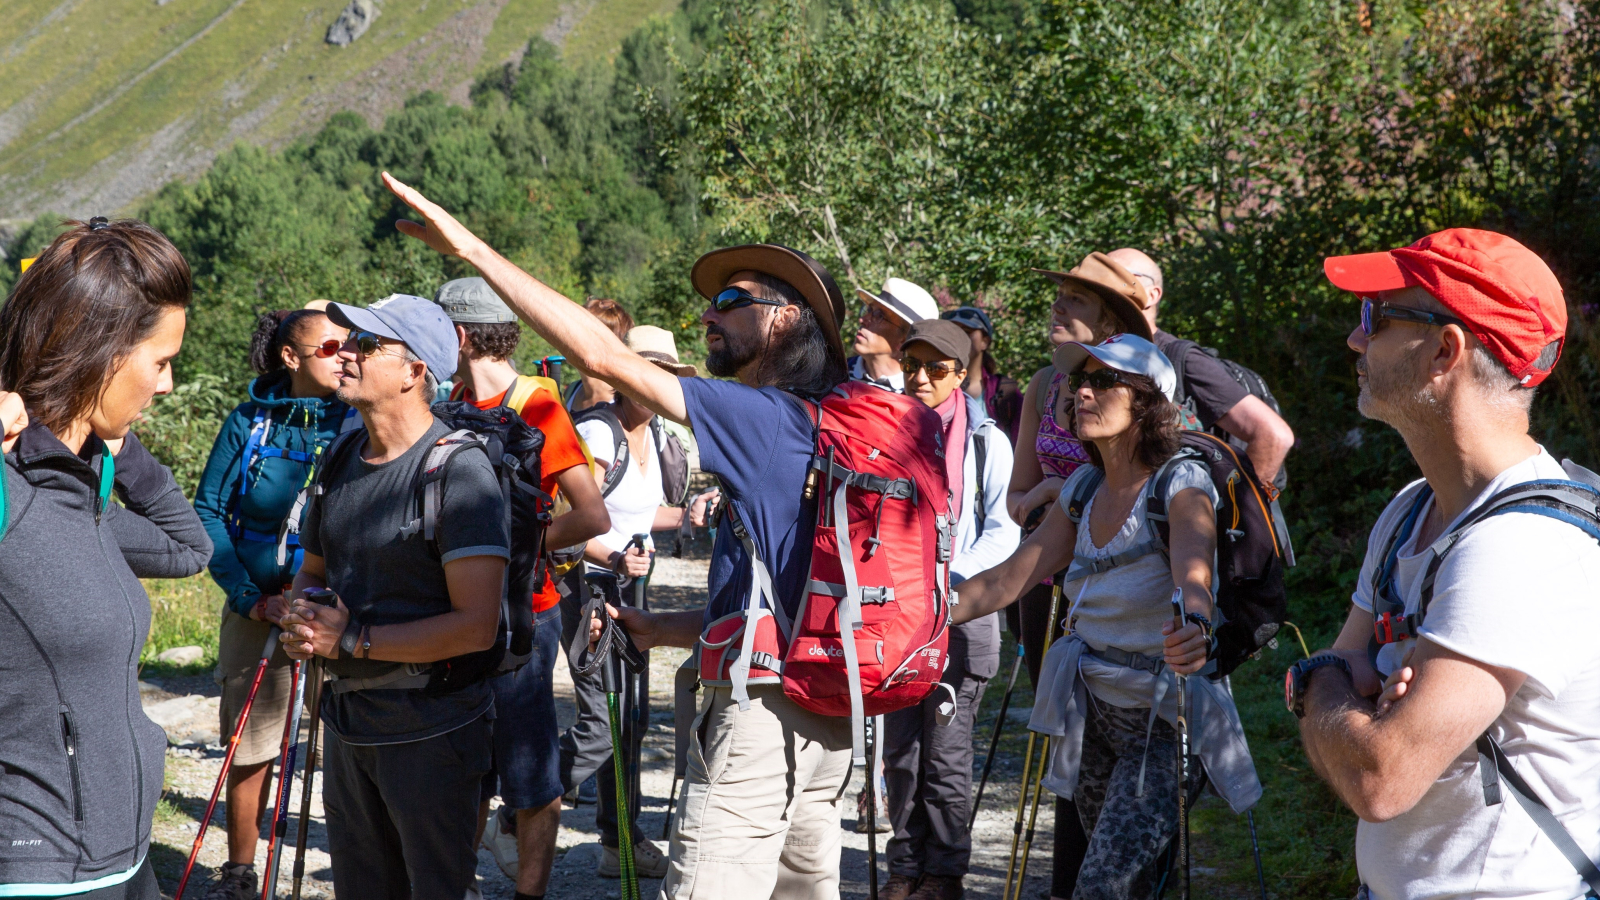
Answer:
[
  {"left": 505, "top": 374, "right": 553, "bottom": 415},
  {"left": 1064, "top": 466, "right": 1104, "bottom": 525},
  {"left": 1164, "top": 338, "right": 1199, "bottom": 407},
  {"left": 1476, "top": 732, "right": 1600, "bottom": 893},
  {"left": 972, "top": 429, "right": 988, "bottom": 534},
  {"left": 575, "top": 404, "right": 628, "bottom": 497},
  {"left": 398, "top": 429, "right": 489, "bottom": 554}
]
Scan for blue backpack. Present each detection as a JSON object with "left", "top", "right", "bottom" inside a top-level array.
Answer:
[{"left": 228, "top": 404, "right": 359, "bottom": 573}]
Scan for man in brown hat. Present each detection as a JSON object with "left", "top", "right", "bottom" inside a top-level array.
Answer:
[
  {"left": 1104, "top": 247, "right": 1294, "bottom": 486},
  {"left": 382, "top": 172, "right": 858, "bottom": 898}
]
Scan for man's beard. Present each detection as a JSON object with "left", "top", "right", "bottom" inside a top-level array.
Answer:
[
  {"left": 706, "top": 325, "right": 761, "bottom": 378},
  {"left": 1357, "top": 353, "right": 1438, "bottom": 430}
]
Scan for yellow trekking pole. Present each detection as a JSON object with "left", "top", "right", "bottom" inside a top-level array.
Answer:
[{"left": 1003, "top": 573, "right": 1064, "bottom": 900}]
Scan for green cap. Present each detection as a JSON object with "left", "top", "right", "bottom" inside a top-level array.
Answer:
[{"left": 432, "top": 277, "right": 516, "bottom": 324}]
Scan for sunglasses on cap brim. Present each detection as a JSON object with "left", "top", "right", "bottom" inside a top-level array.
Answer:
[
  {"left": 712, "top": 287, "right": 784, "bottom": 312},
  {"left": 1359, "top": 296, "right": 1465, "bottom": 337}
]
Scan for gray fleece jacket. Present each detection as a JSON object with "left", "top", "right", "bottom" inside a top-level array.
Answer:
[{"left": 0, "top": 424, "right": 211, "bottom": 891}]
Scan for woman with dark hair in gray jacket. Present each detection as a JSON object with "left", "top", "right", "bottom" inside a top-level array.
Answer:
[{"left": 0, "top": 217, "right": 212, "bottom": 899}]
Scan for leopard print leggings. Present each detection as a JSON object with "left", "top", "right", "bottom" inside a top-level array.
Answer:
[{"left": 1072, "top": 700, "right": 1182, "bottom": 900}]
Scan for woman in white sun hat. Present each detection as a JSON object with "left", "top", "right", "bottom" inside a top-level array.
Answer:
[{"left": 951, "top": 333, "right": 1260, "bottom": 898}]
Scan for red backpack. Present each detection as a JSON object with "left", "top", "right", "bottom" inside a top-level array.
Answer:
[{"left": 698, "top": 381, "right": 954, "bottom": 762}]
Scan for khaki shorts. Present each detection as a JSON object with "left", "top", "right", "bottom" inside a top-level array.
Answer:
[{"left": 215, "top": 610, "right": 308, "bottom": 767}]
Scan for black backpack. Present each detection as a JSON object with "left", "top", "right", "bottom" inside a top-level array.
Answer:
[
  {"left": 313, "top": 405, "right": 552, "bottom": 694},
  {"left": 1064, "top": 430, "right": 1288, "bottom": 678},
  {"left": 1165, "top": 338, "right": 1287, "bottom": 488},
  {"left": 572, "top": 402, "right": 690, "bottom": 505}
]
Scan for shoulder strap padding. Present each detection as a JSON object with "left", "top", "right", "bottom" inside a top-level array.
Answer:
[
  {"left": 573, "top": 404, "right": 628, "bottom": 497},
  {"left": 972, "top": 430, "right": 988, "bottom": 534},
  {"left": 1065, "top": 467, "right": 1104, "bottom": 525},
  {"left": 417, "top": 430, "right": 489, "bottom": 547}
]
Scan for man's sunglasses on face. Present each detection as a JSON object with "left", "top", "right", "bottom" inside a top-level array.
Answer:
[
  {"left": 342, "top": 331, "right": 393, "bottom": 358},
  {"left": 1360, "top": 296, "right": 1464, "bottom": 338},
  {"left": 901, "top": 357, "right": 959, "bottom": 381},
  {"left": 712, "top": 287, "right": 784, "bottom": 312}
]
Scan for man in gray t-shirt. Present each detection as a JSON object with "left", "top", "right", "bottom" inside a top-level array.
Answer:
[{"left": 280, "top": 295, "right": 508, "bottom": 900}]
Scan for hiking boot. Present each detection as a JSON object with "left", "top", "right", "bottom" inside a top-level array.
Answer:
[
  {"left": 907, "top": 874, "right": 964, "bottom": 900},
  {"left": 598, "top": 838, "right": 670, "bottom": 879},
  {"left": 880, "top": 873, "right": 919, "bottom": 900},
  {"left": 201, "top": 862, "right": 256, "bottom": 900},
  {"left": 855, "top": 789, "right": 891, "bottom": 833},
  {"left": 481, "top": 807, "right": 518, "bottom": 879}
]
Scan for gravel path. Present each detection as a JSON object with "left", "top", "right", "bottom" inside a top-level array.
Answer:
[{"left": 143, "top": 538, "right": 1244, "bottom": 899}]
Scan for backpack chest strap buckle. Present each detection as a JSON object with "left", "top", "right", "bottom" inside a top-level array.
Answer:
[{"left": 1373, "top": 610, "right": 1418, "bottom": 645}]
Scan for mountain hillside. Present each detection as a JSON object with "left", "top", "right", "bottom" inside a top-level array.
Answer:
[{"left": 0, "top": 0, "right": 676, "bottom": 221}]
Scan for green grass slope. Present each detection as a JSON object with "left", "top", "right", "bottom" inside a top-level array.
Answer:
[{"left": 0, "top": 0, "right": 677, "bottom": 221}]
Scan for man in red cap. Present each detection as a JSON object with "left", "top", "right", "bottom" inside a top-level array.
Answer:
[
  {"left": 382, "top": 173, "right": 864, "bottom": 899},
  {"left": 1292, "top": 229, "right": 1600, "bottom": 898}
]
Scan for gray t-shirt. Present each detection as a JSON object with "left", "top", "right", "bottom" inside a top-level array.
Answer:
[{"left": 303, "top": 417, "right": 509, "bottom": 744}]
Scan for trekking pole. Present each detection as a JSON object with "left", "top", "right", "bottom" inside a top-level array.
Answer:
[
  {"left": 573, "top": 574, "right": 646, "bottom": 900},
  {"left": 175, "top": 626, "right": 280, "bottom": 900},
  {"left": 288, "top": 658, "right": 324, "bottom": 900},
  {"left": 626, "top": 534, "right": 651, "bottom": 847},
  {"left": 1003, "top": 577, "right": 1063, "bottom": 900},
  {"left": 1013, "top": 734, "right": 1053, "bottom": 899},
  {"left": 865, "top": 716, "right": 880, "bottom": 900},
  {"left": 259, "top": 658, "right": 308, "bottom": 900},
  {"left": 1247, "top": 810, "right": 1269, "bottom": 900},
  {"left": 970, "top": 641, "right": 1024, "bottom": 828},
  {"left": 1171, "top": 589, "right": 1191, "bottom": 900}
]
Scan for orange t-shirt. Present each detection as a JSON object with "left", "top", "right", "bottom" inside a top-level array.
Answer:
[{"left": 455, "top": 379, "right": 589, "bottom": 612}]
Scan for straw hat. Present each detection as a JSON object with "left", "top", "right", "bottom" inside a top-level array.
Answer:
[{"left": 627, "top": 325, "right": 696, "bottom": 377}]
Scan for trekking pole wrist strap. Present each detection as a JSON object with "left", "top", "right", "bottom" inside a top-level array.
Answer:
[{"left": 1184, "top": 612, "right": 1217, "bottom": 659}]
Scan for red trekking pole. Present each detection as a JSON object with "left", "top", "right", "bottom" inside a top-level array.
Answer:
[{"left": 175, "top": 627, "right": 281, "bottom": 900}]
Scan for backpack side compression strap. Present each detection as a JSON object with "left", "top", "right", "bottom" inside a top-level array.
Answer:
[{"left": 1477, "top": 733, "right": 1600, "bottom": 895}]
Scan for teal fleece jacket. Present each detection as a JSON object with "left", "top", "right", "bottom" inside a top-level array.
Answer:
[{"left": 192, "top": 371, "right": 354, "bottom": 616}]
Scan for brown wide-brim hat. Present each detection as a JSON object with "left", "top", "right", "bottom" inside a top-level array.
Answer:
[
  {"left": 690, "top": 244, "right": 848, "bottom": 363},
  {"left": 1031, "top": 251, "right": 1154, "bottom": 341}
]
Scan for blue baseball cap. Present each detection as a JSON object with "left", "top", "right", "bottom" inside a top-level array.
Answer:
[
  {"left": 328, "top": 294, "right": 460, "bottom": 383},
  {"left": 1052, "top": 333, "right": 1177, "bottom": 401},
  {"left": 940, "top": 306, "right": 994, "bottom": 337}
]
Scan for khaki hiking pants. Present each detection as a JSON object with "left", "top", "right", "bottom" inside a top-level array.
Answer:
[{"left": 662, "top": 684, "right": 854, "bottom": 900}]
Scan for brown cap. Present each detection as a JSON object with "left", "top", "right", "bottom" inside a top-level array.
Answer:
[
  {"left": 901, "top": 319, "right": 972, "bottom": 364},
  {"left": 690, "top": 244, "right": 847, "bottom": 363},
  {"left": 1031, "top": 252, "right": 1154, "bottom": 340}
]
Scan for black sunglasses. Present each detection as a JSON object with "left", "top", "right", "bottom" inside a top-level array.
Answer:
[
  {"left": 1360, "top": 297, "right": 1464, "bottom": 337},
  {"left": 712, "top": 287, "right": 784, "bottom": 312},
  {"left": 1067, "top": 368, "right": 1131, "bottom": 392},
  {"left": 900, "top": 357, "right": 961, "bottom": 380},
  {"left": 342, "top": 331, "right": 392, "bottom": 358}
]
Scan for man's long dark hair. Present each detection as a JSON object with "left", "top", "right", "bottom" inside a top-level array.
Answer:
[{"left": 723, "top": 272, "right": 846, "bottom": 398}]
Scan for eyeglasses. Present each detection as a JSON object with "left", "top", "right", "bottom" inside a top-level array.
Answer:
[
  {"left": 900, "top": 357, "right": 960, "bottom": 380},
  {"left": 291, "top": 340, "right": 343, "bottom": 359},
  {"left": 712, "top": 287, "right": 784, "bottom": 312},
  {"left": 1359, "top": 297, "right": 1464, "bottom": 337},
  {"left": 1067, "top": 368, "right": 1130, "bottom": 392},
  {"left": 861, "top": 304, "right": 894, "bottom": 326},
  {"left": 342, "top": 331, "right": 393, "bottom": 358}
]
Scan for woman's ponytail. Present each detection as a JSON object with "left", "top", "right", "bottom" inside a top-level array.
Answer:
[{"left": 248, "top": 310, "right": 294, "bottom": 375}]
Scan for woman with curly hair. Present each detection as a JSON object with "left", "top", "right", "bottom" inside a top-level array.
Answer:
[
  {"left": 953, "top": 334, "right": 1260, "bottom": 900},
  {"left": 189, "top": 306, "right": 354, "bottom": 899}
]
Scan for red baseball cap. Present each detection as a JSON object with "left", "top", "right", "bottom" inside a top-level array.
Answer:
[{"left": 1323, "top": 228, "right": 1566, "bottom": 387}]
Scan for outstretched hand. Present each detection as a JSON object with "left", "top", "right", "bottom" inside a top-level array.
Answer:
[{"left": 383, "top": 172, "right": 485, "bottom": 260}]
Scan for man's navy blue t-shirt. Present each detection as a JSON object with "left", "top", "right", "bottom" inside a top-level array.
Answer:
[{"left": 681, "top": 377, "right": 818, "bottom": 625}]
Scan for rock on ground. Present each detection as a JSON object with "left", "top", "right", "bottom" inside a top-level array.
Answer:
[{"left": 326, "top": 0, "right": 379, "bottom": 47}]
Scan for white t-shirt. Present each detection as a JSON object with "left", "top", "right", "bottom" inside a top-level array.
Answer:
[
  {"left": 1351, "top": 448, "right": 1600, "bottom": 899},
  {"left": 576, "top": 419, "right": 665, "bottom": 555}
]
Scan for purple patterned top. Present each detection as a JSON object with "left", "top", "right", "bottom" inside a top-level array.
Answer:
[{"left": 1036, "top": 371, "right": 1091, "bottom": 479}]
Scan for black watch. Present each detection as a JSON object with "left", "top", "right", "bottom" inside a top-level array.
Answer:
[
  {"left": 1285, "top": 654, "right": 1353, "bottom": 719},
  {"left": 338, "top": 620, "right": 361, "bottom": 660}
]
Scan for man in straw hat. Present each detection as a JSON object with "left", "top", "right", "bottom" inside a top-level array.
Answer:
[
  {"left": 428, "top": 277, "right": 611, "bottom": 900},
  {"left": 850, "top": 276, "right": 941, "bottom": 393},
  {"left": 382, "top": 171, "right": 856, "bottom": 897}
]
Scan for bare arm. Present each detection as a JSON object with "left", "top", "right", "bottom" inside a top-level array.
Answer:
[
  {"left": 1006, "top": 368, "right": 1049, "bottom": 524},
  {"left": 1298, "top": 636, "right": 1521, "bottom": 822},
  {"left": 1215, "top": 394, "right": 1294, "bottom": 487},
  {"left": 1161, "top": 487, "right": 1217, "bottom": 674},
  {"left": 384, "top": 173, "right": 688, "bottom": 424},
  {"left": 281, "top": 553, "right": 506, "bottom": 662},
  {"left": 546, "top": 462, "right": 610, "bottom": 549},
  {"left": 952, "top": 501, "right": 1078, "bottom": 624}
]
